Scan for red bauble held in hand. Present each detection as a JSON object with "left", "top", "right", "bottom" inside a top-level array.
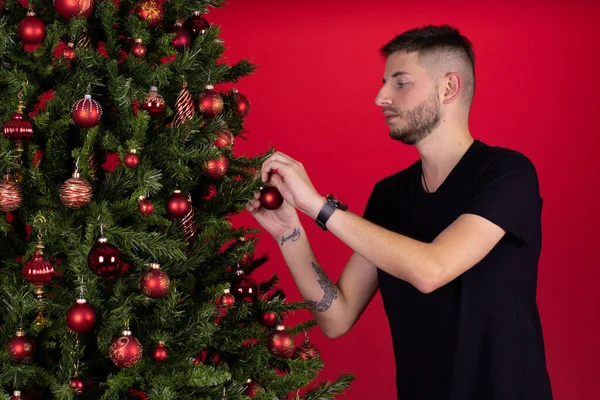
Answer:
[
  {"left": 7, "top": 329, "right": 36, "bottom": 364},
  {"left": 140, "top": 262, "right": 170, "bottom": 299},
  {"left": 259, "top": 185, "right": 283, "bottom": 210},
  {"left": 54, "top": 0, "right": 94, "bottom": 20},
  {"left": 18, "top": 11, "right": 45, "bottom": 45},
  {"left": 66, "top": 298, "right": 96, "bottom": 333},
  {"left": 165, "top": 189, "right": 190, "bottom": 219}
]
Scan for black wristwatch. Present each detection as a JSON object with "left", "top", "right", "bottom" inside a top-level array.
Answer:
[{"left": 315, "top": 194, "right": 348, "bottom": 230}]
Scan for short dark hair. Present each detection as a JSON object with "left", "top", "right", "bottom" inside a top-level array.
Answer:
[{"left": 380, "top": 25, "right": 476, "bottom": 106}]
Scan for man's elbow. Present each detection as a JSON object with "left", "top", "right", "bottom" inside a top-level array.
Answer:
[
  {"left": 413, "top": 260, "right": 447, "bottom": 294},
  {"left": 321, "top": 322, "right": 352, "bottom": 339}
]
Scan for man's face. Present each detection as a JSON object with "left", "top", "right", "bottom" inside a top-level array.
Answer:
[{"left": 375, "top": 52, "right": 441, "bottom": 144}]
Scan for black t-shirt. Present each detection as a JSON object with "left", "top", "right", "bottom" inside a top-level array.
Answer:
[{"left": 363, "top": 140, "right": 552, "bottom": 400}]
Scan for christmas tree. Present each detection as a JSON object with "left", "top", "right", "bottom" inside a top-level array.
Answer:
[{"left": 0, "top": 0, "right": 353, "bottom": 398}]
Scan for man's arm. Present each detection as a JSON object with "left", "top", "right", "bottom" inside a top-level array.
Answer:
[{"left": 276, "top": 224, "right": 379, "bottom": 338}]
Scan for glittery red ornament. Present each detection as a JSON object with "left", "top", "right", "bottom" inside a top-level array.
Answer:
[
  {"left": 243, "top": 379, "right": 262, "bottom": 398},
  {"left": 18, "top": 11, "right": 45, "bottom": 45},
  {"left": 267, "top": 324, "right": 294, "bottom": 358},
  {"left": 54, "top": 0, "right": 93, "bottom": 20},
  {"left": 61, "top": 42, "right": 76, "bottom": 61},
  {"left": 131, "top": 38, "right": 146, "bottom": 58},
  {"left": 0, "top": 175, "right": 23, "bottom": 212},
  {"left": 9, "top": 390, "right": 22, "bottom": 400},
  {"left": 140, "top": 262, "right": 170, "bottom": 299},
  {"left": 165, "top": 189, "right": 190, "bottom": 219},
  {"left": 196, "top": 85, "right": 223, "bottom": 118},
  {"left": 178, "top": 197, "right": 198, "bottom": 244},
  {"left": 88, "top": 236, "right": 122, "bottom": 277},
  {"left": 238, "top": 252, "right": 253, "bottom": 269},
  {"left": 293, "top": 334, "right": 319, "bottom": 360},
  {"left": 202, "top": 154, "right": 229, "bottom": 180},
  {"left": 142, "top": 86, "right": 165, "bottom": 117},
  {"left": 3, "top": 102, "right": 33, "bottom": 148},
  {"left": 184, "top": 11, "right": 209, "bottom": 38},
  {"left": 233, "top": 270, "right": 257, "bottom": 303},
  {"left": 259, "top": 185, "right": 283, "bottom": 210},
  {"left": 69, "top": 376, "right": 85, "bottom": 393},
  {"left": 153, "top": 342, "right": 168, "bottom": 362},
  {"left": 123, "top": 149, "right": 139, "bottom": 168},
  {"left": 213, "top": 125, "right": 234, "bottom": 149},
  {"left": 173, "top": 82, "right": 194, "bottom": 128},
  {"left": 66, "top": 298, "right": 96, "bottom": 333},
  {"left": 60, "top": 169, "right": 93, "bottom": 209},
  {"left": 172, "top": 20, "right": 191, "bottom": 50},
  {"left": 219, "top": 289, "right": 235, "bottom": 306},
  {"left": 232, "top": 89, "right": 251, "bottom": 117},
  {"left": 134, "top": 0, "right": 163, "bottom": 28},
  {"left": 7, "top": 329, "right": 36, "bottom": 364},
  {"left": 259, "top": 311, "right": 278, "bottom": 329},
  {"left": 71, "top": 94, "right": 102, "bottom": 128},
  {"left": 138, "top": 195, "right": 154, "bottom": 216},
  {"left": 22, "top": 241, "right": 54, "bottom": 287},
  {"left": 109, "top": 325, "right": 143, "bottom": 368}
]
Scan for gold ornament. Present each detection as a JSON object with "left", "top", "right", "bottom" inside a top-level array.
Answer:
[
  {"left": 0, "top": 174, "right": 23, "bottom": 212},
  {"left": 60, "top": 168, "right": 93, "bottom": 209}
]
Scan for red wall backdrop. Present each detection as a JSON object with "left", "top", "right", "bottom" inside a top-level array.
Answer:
[{"left": 208, "top": 1, "right": 600, "bottom": 399}]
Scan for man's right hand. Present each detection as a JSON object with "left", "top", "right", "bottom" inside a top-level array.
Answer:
[{"left": 246, "top": 185, "right": 301, "bottom": 240}]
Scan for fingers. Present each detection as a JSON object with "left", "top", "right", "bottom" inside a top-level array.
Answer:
[{"left": 261, "top": 159, "right": 291, "bottom": 183}]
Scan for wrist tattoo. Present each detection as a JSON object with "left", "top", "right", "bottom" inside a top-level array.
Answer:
[
  {"left": 306, "top": 262, "right": 337, "bottom": 312},
  {"left": 280, "top": 228, "right": 301, "bottom": 246}
]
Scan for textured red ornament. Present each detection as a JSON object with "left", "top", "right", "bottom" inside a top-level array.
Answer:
[
  {"left": 69, "top": 377, "right": 85, "bottom": 393},
  {"left": 196, "top": 85, "right": 223, "bottom": 118},
  {"left": 88, "top": 237, "right": 122, "bottom": 277},
  {"left": 178, "top": 198, "right": 198, "bottom": 244},
  {"left": 267, "top": 324, "right": 294, "bottom": 358},
  {"left": 110, "top": 326, "right": 143, "bottom": 368},
  {"left": 54, "top": 0, "right": 94, "bottom": 20},
  {"left": 18, "top": 11, "right": 45, "bottom": 45},
  {"left": 238, "top": 252, "right": 253, "bottom": 269},
  {"left": 134, "top": 0, "right": 163, "bottom": 28},
  {"left": 140, "top": 262, "right": 170, "bottom": 298},
  {"left": 165, "top": 189, "right": 190, "bottom": 219},
  {"left": 9, "top": 390, "right": 22, "bottom": 400},
  {"left": 123, "top": 149, "right": 139, "bottom": 168},
  {"left": 22, "top": 248, "right": 54, "bottom": 287},
  {"left": 259, "top": 311, "right": 278, "bottom": 329},
  {"left": 293, "top": 334, "right": 319, "bottom": 360},
  {"left": 131, "top": 38, "right": 146, "bottom": 58},
  {"left": 233, "top": 270, "right": 257, "bottom": 303},
  {"left": 173, "top": 82, "right": 194, "bottom": 128},
  {"left": 0, "top": 175, "right": 23, "bottom": 212},
  {"left": 219, "top": 289, "right": 235, "bottom": 307},
  {"left": 3, "top": 102, "right": 33, "bottom": 147},
  {"left": 213, "top": 125, "right": 234, "bottom": 149},
  {"left": 61, "top": 42, "right": 76, "bottom": 61},
  {"left": 232, "top": 89, "right": 251, "bottom": 117},
  {"left": 184, "top": 11, "right": 209, "bottom": 38},
  {"left": 172, "top": 20, "right": 191, "bottom": 50},
  {"left": 153, "top": 342, "right": 168, "bottom": 362},
  {"left": 259, "top": 185, "right": 284, "bottom": 210},
  {"left": 138, "top": 196, "right": 154, "bottom": 216},
  {"left": 243, "top": 379, "right": 262, "bottom": 398},
  {"left": 202, "top": 154, "right": 229, "bottom": 180},
  {"left": 71, "top": 94, "right": 102, "bottom": 128},
  {"left": 66, "top": 298, "right": 96, "bottom": 333},
  {"left": 142, "top": 86, "right": 165, "bottom": 117},
  {"left": 7, "top": 329, "right": 36, "bottom": 364},
  {"left": 60, "top": 170, "right": 93, "bottom": 209}
]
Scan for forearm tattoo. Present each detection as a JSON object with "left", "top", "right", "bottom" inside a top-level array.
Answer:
[
  {"left": 280, "top": 228, "right": 301, "bottom": 245},
  {"left": 306, "top": 262, "right": 338, "bottom": 312}
]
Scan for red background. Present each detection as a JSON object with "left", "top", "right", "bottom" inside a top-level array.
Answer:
[{"left": 209, "top": 1, "right": 600, "bottom": 399}]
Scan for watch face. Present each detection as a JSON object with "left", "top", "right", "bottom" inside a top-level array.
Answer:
[{"left": 327, "top": 194, "right": 348, "bottom": 211}]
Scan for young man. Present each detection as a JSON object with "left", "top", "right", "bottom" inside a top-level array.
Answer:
[{"left": 246, "top": 25, "right": 553, "bottom": 400}]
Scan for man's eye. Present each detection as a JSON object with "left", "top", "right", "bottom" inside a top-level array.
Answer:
[{"left": 396, "top": 82, "right": 407, "bottom": 88}]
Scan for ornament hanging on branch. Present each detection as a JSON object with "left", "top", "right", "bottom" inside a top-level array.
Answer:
[
  {"left": 60, "top": 164, "right": 93, "bottom": 209},
  {"left": 259, "top": 185, "right": 284, "bottom": 210},
  {"left": 213, "top": 123, "right": 234, "bottom": 149},
  {"left": 142, "top": 86, "right": 166, "bottom": 117},
  {"left": 61, "top": 42, "right": 76, "bottom": 61},
  {"left": 172, "top": 20, "right": 191, "bottom": 50},
  {"left": 267, "top": 324, "right": 295, "bottom": 358},
  {"left": 184, "top": 11, "right": 209, "bottom": 39},
  {"left": 69, "top": 376, "right": 85, "bottom": 393},
  {"left": 233, "top": 268, "right": 257, "bottom": 303},
  {"left": 140, "top": 262, "right": 170, "bottom": 299},
  {"left": 54, "top": 0, "right": 94, "bottom": 20},
  {"left": 77, "top": 28, "right": 92, "bottom": 50},
  {"left": 165, "top": 189, "right": 190, "bottom": 220},
  {"left": 243, "top": 379, "right": 262, "bottom": 398},
  {"left": 202, "top": 154, "right": 229, "bottom": 180},
  {"left": 7, "top": 329, "right": 36, "bottom": 364},
  {"left": 232, "top": 89, "right": 251, "bottom": 117},
  {"left": 9, "top": 391, "right": 22, "bottom": 400},
  {"left": 196, "top": 85, "right": 223, "bottom": 118},
  {"left": 137, "top": 195, "right": 154, "bottom": 216},
  {"left": 134, "top": 0, "right": 163, "bottom": 28},
  {"left": 153, "top": 341, "right": 168, "bottom": 363},
  {"left": 123, "top": 149, "right": 140, "bottom": 168},
  {"left": 131, "top": 38, "right": 146, "bottom": 58},
  {"left": 259, "top": 311, "right": 278, "bottom": 329},
  {"left": 173, "top": 82, "right": 194, "bottom": 128},
  {"left": 66, "top": 298, "right": 96, "bottom": 333},
  {"left": 219, "top": 288, "right": 235, "bottom": 307},
  {"left": 109, "top": 321, "right": 143, "bottom": 368},
  {"left": 0, "top": 174, "right": 23, "bottom": 212},
  {"left": 293, "top": 331, "right": 319, "bottom": 360},
  {"left": 2, "top": 92, "right": 33, "bottom": 153},
  {"left": 22, "top": 237, "right": 54, "bottom": 288},
  {"left": 178, "top": 194, "right": 198, "bottom": 244},
  {"left": 18, "top": 10, "right": 45, "bottom": 45},
  {"left": 72, "top": 92, "right": 102, "bottom": 128},
  {"left": 88, "top": 226, "right": 123, "bottom": 277}
]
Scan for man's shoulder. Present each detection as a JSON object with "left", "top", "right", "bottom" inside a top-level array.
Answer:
[
  {"left": 472, "top": 140, "right": 537, "bottom": 175},
  {"left": 374, "top": 160, "right": 420, "bottom": 189}
]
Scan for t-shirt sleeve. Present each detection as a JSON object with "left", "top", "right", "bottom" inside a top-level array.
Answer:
[
  {"left": 363, "top": 181, "right": 383, "bottom": 225},
  {"left": 464, "top": 151, "right": 542, "bottom": 246}
]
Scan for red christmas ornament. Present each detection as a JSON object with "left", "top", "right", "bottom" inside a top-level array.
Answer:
[
  {"left": 153, "top": 342, "right": 168, "bottom": 362},
  {"left": 196, "top": 85, "right": 223, "bottom": 118},
  {"left": 202, "top": 154, "right": 229, "bottom": 180},
  {"left": 259, "top": 185, "right": 284, "bottom": 210},
  {"left": 184, "top": 11, "right": 209, "bottom": 38},
  {"left": 259, "top": 311, "right": 278, "bottom": 329},
  {"left": 69, "top": 376, "right": 85, "bottom": 393},
  {"left": 138, "top": 195, "right": 154, "bottom": 216},
  {"left": 88, "top": 236, "right": 122, "bottom": 277},
  {"left": 131, "top": 38, "right": 146, "bottom": 58},
  {"left": 293, "top": 334, "right": 319, "bottom": 360},
  {"left": 178, "top": 196, "right": 198, "bottom": 244},
  {"left": 7, "top": 329, "right": 36, "bottom": 364},
  {"left": 123, "top": 149, "right": 139, "bottom": 168},
  {"left": 213, "top": 125, "right": 234, "bottom": 149},
  {"left": 140, "top": 262, "right": 170, "bottom": 299},
  {"left": 0, "top": 0, "right": 6, "bottom": 16},
  {"left": 232, "top": 89, "right": 251, "bottom": 117},
  {"left": 165, "top": 189, "right": 190, "bottom": 219},
  {"left": 233, "top": 269, "right": 257, "bottom": 303},
  {"left": 219, "top": 289, "right": 235, "bottom": 307},
  {"left": 172, "top": 20, "right": 191, "bottom": 50},
  {"left": 134, "top": 0, "right": 163, "bottom": 28},
  {"left": 267, "top": 324, "right": 294, "bottom": 358},
  {"left": 173, "top": 82, "right": 194, "bottom": 128},
  {"left": 60, "top": 169, "right": 93, "bottom": 209},
  {"left": 9, "top": 391, "right": 22, "bottom": 400},
  {"left": 71, "top": 94, "right": 102, "bottom": 128},
  {"left": 61, "top": 42, "right": 76, "bottom": 61},
  {"left": 22, "top": 241, "right": 54, "bottom": 287},
  {"left": 238, "top": 252, "right": 253, "bottom": 269},
  {"left": 54, "top": 0, "right": 94, "bottom": 20},
  {"left": 3, "top": 101, "right": 33, "bottom": 150},
  {"left": 18, "top": 11, "right": 45, "bottom": 45},
  {"left": 109, "top": 324, "right": 143, "bottom": 368},
  {"left": 243, "top": 379, "right": 262, "bottom": 398},
  {"left": 66, "top": 298, "right": 96, "bottom": 333},
  {"left": 142, "top": 86, "right": 165, "bottom": 117},
  {"left": 0, "top": 174, "right": 23, "bottom": 212}
]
